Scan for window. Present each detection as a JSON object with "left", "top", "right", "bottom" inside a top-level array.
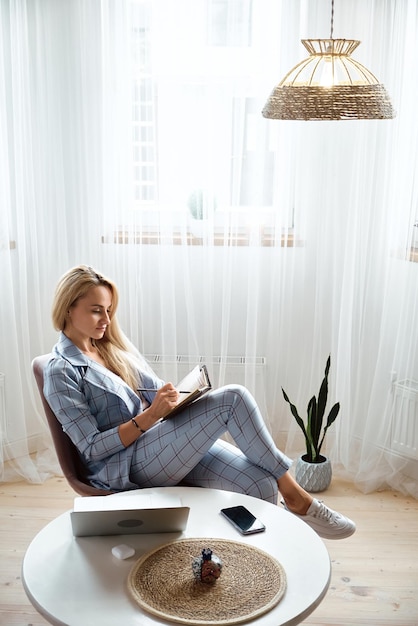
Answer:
[
  {"left": 207, "top": 0, "right": 252, "bottom": 47},
  {"left": 109, "top": 0, "right": 296, "bottom": 247},
  {"left": 131, "top": 2, "right": 158, "bottom": 204}
]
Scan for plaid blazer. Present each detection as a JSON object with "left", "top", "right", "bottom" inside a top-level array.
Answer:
[{"left": 43, "top": 332, "right": 163, "bottom": 490}]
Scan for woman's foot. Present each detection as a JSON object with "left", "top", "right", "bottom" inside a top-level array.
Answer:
[
  {"left": 281, "top": 498, "right": 356, "bottom": 540},
  {"left": 277, "top": 471, "right": 356, "bottom": 539},
  {"left": 277, "top": 471, "right": 313, "bottom": 514}
]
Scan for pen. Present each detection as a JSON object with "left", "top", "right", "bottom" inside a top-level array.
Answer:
[{"left": 137, "top": 388, "right": 191, "bottom": 394}]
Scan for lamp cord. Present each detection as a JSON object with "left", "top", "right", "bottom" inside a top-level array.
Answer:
[
  {"left": 330, "top": 0, "right": 334, "bottom": 39},
  {"left": 329, "top": 0, "right": 334, "bottom": 39}
]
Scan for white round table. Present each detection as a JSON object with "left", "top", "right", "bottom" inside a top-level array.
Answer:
[{"left": 22, "top": 487, "right": 331, "bottom": 626}]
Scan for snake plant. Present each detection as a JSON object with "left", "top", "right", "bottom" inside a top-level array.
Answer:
[{"left": 282, "top": 355, "right": 340, "bottom": 463}]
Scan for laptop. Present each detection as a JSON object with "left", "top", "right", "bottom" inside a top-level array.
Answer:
[{"left": 70, "top": 493, "right": 190, "bottom": 537}]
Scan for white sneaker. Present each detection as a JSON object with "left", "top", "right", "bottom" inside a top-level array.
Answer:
[{"left": 282, "top": 498, "right": 356, "bottom": 540}]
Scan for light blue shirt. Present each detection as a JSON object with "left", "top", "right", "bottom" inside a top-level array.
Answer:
[{"left": 44, "top": 332, "right": 164, "bottom": 490}]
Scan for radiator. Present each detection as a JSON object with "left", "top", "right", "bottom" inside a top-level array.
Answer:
[
  {"left": 391, "top": 379, "right": 418, "bottom": 460},
  {"left": 144, "top": 354, "right": 266, "bottom": 377},
  {"left": 144, "top": 354, "right": 266, "bottom": 367}
]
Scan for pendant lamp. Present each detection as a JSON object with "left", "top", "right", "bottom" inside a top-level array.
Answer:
[{"left": 262, "top": 0, "right": 395, "bottom": 121}]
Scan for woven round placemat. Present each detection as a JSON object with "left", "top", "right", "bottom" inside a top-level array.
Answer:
[{"left": 127, "top": 538, "right": 286, "bottom": 625}]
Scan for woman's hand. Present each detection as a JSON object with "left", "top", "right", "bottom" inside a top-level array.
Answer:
[
  {"left": 119, "top": 383, "right": 179, "bottom": 447},
  {"left": 146, "top": 383, "right": 179, "bottom": 422}
]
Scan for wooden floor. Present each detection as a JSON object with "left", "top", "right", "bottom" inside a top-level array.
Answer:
[{"left": 1, "top": 476, "right": 417, "bottom": 626}]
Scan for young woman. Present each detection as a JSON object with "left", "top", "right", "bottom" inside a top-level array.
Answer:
[{"left": 44, "top": 265, "right": 355, "bottom": 540}]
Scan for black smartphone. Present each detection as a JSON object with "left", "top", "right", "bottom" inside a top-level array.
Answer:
[{"left": 220, "top": 505, "right": 266, "bottom": 535}]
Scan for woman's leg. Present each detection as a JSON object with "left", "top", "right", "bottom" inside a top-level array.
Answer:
[
  {"left": 277, "top": 470, "right": 313, "bottom": 513},
  {"left": 182, "top": 439, "right": 279, "bottom": 503},
  {"left": 129, "top": 384, "right": 291, "bottom": 494},
  {"left": 128, "top": 384, "right": 356, "bottom": 539}
]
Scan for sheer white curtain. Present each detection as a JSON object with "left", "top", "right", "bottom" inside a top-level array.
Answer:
[{"left": 1, "top": 0, "right": 417, "bottom": 497}]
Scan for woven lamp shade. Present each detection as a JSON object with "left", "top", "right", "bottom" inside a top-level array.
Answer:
[{"left": 262, "top": 39, "right": 395, "bottom": 121}]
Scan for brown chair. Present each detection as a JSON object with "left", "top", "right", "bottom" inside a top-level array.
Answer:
[{"left": 32, "top": 354, "right": 113, "bottom": 496}]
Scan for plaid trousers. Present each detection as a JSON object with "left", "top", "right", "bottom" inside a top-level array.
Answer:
[{"left": 127, "top": 384, "right": 292, "bottom": 504}]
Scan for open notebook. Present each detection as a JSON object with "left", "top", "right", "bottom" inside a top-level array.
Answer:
[
  {"left": 70, "top": 492, "right": 190, "bottom": 537},
  {"left": 165, "top": 364, "right": 212, "bottom": 418}
]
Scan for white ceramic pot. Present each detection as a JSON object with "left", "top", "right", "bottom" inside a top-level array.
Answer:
[{"left": 295, "top": 454, "right": 332, "bottom": 492}]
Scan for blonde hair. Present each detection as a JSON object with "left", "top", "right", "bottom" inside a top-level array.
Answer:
[{"left": 52, "top": 265, "right": 140, "bottom": 390}]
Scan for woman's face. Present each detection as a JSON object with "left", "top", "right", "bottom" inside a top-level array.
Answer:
[{"left": 66, "top": 285, "right": 112, "bottom": 345}]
